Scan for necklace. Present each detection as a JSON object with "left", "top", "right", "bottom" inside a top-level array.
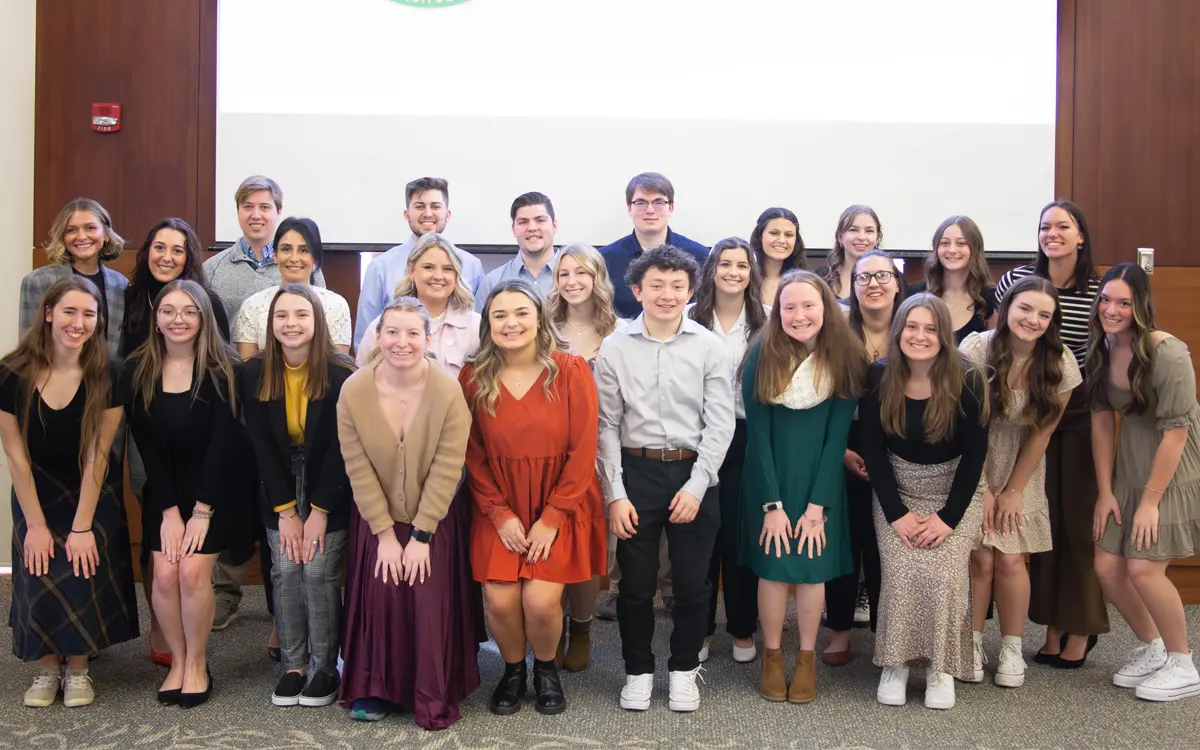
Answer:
[
  {"left": 566, "top": 318, "right": 591, "bottom": 333},
  {"left": 863, "top": 330, "right": 882, "bottom": 361}
]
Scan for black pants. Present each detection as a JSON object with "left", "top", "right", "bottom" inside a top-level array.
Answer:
[
  {"left": 617, "top": 454, "right": 720, "bottom": 674},
  {"left": 706, "top": 420, "right": 758, "bottom": 639},
  {"left": 823, "top": 426, "right": 881, "bottom": 632}
]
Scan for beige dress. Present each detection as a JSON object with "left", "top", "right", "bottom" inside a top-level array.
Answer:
[
  {"left": 1097, "top": 336, "right": 1200, "bottom": 560},
  {"left": 960, "top": 331, "right": 1082, "bottom": 555}
]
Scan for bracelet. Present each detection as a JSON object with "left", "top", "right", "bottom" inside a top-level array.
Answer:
[
  {"left": 1144, "top": 485, "right": 1165, "bottom": 494},
  {"left": 804, "top": 514, "right": 827, "bottom": 525},
  {"left": 762, "top": 501, "right": 784, "bottom": 513},
  {"left": 192, "top": 506, "right": 215, "bottom": 520},
  {"left": 411, "top": 528, "right": 434, "bottom": 544},
  {"left": 69, "top": 527, "right": 92, "bottom": 534}
]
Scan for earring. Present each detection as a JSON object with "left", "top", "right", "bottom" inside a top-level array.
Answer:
[{"left": 155, "top": 325, "right": 161, "bottom": 333}]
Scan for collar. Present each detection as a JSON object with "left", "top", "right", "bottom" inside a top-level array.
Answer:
[
  {"left": 237, "top": 237, "right": 275, "bottom": 266},
  {"left": 509, "top": 249, "right": 558, "bottom": 278},
  {"left": 440, "top": 303, "right": 474, "bottom": 329},
  {"left": 626, "top": 314, "right": 701, "bottom": 343}
]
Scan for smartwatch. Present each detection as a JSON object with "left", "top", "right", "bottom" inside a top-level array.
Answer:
[
  {"left": 411, "top": 529, "right": 434, "bottom": 543},
  {"left": 762, "top": 501, "right": 784, "bottom": 513}
]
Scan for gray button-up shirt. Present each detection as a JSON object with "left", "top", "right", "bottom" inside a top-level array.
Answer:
[
  {"left": 473, "top": 251, "right": 558, "bottom": 312},
  {"left": 594, "top": 315, "right": 735, "bottom": 505}
]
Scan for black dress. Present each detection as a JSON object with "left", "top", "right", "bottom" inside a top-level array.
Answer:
[
  {"left": 121, "top": 359, "right": 253, "bottom": 554},
  {"left": 1, "top": 364, "right": 139, "bottom": 660},
  {"left": 905, "top": 281, "right": 996, "bottom": 343}
]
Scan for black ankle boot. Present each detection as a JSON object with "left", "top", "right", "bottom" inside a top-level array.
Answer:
[
  {"left": 489, "top": 661, "right": 527, "bottom": 715},
  {"left": 532, "top": 658, "right": 566, "bottom": 715}
]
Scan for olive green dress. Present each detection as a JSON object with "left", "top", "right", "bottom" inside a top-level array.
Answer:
[{"left": 739, "top": 345, "right": 857, "bottom": 584}]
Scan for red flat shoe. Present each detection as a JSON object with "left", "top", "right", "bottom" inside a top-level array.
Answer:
[
  {"left": 821, "top": 647, "right": 854, "bottom": 666},
  {"left": 151, "top": 649, "right": 173, "bottom": 667}
]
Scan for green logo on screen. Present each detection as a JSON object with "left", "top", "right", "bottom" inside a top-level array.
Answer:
[{"left": 390, "top": 0, "right": 474, "bottom": 7}]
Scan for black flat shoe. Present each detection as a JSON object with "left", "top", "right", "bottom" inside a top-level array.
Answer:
[
  {"left": 532, "top": 659, "right": 566, "bottom": 715},
  {"left": 179, "top": 666, "right": 213, "bottom": 708},
  {"left": 1033, "top": 649, "right": 1060, "bottom": 666},
  {"left": 157, "top": 688, "right": 182, "bottom": 706},
  {"left": 489, "top": 661, "right": 527, "bottom": 716},
  {"left": 1054, "top": 634, "right": 1099, "bottom": 670}
]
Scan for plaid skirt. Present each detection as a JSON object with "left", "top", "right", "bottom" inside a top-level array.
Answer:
[{"left": 9, "top": 466, "right": 140, "bottom": 660}]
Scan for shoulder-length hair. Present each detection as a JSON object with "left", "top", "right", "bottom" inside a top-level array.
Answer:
[
  {"left": 42, "top": 198, "right": 124, "bottom": 265},
  {"left": 689, "top": 237, "right": 767, "bottom": 341},
  {"left": 469, "top": 279, "right": 568, "bottom": 417},
  {"left": 825, "top": 204, "right": 883, "bottom": 296},
  {"left": 131, "top": 279, "right": 240, "bottom": 415},
  {"left": 1034, "top": 199, "right": 1097, "bottom": 291},
  {"left": 0, "top": 276, "right": 111, "bottom": 477},
  {"left": 847, "top": 250, "right": 906, "bottom": 339},
  {"left": 392, "top": 232, "right": 475, "bottom": 311},
  {"left": 1085, "top": 262, "right": 1156, "bottom": 414},
  {"left": 749, "top": 207, "right": 806, "bottom": 273},
  {"left": 988, "top": 276, "right": 1067, "bottom": 429},
  {"left": 126, "top": 218, "right": 210, "bottom": 332},
  {"left": 273, "top": 217, "right": 324, "bottom": 280},
  {"left": 878, "top": 293, "right": 988, "bottom": 442},
  {"left": 753, "top": 271, "right": 866, "bottom": 403},
  {"left": 256, "top": 284, "right": 355, "bottom": 402},
  {"left": 926, "top": 215, "right": 993, "bottom": 314},
  {"left": 547, "top": 243, "right": 619, "bottom": 337}
]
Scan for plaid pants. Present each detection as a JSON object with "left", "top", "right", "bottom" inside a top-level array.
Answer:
[{"left": 265, "top": 446, "right": 348, "bottom": 674}]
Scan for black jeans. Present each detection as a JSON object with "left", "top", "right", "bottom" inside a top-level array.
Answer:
[
  {"left": 616, "top": 454, "right": 720, "bottom": 674},
  {"left": 823, "top": 425, "right": 881, "bottom": 632},
  {"left": 705, "top": 420, "right": 758, "bottom": 639}
]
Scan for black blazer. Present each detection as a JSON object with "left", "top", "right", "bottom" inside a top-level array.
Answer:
[{"left": 239, "top": 357, "right": 355, "bottom": 532}]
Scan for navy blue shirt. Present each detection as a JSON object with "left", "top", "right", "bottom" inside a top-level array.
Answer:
[{"left": 600, "top": 228, "right": 709, "bottom": 319}]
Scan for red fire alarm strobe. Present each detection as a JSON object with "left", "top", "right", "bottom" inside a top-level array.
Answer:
[{"left": 91, "top": 103, "right": 121, "bottom": 132}]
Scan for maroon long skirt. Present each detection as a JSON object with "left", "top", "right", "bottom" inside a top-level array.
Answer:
[{"left": 339, "top": 488, "right": 485, "bottom": 730}]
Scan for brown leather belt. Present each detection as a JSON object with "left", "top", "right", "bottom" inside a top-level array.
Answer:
[{"left": 623, "top": 447, "right": 698, "bottom": 462}]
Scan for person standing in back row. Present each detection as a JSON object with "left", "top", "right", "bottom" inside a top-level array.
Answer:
[{"left": 474, "top": 193, "right": 560, "bottom": 310}]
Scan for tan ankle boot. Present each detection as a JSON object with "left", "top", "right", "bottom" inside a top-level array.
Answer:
[
  {"left": 760, "top": 647, "right": 787, "bottom": 702},
  {"left": 554, "top": 618, "right": 567, "bottom": 670},
  {"left": 789, "top": 649, "right": 816, "bottom": 704},
  {"left": 563, "top": 618, "right": 592, "bottom": 672}
]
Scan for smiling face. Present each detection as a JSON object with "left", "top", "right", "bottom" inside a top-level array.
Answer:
[
  {"left": 628, "top": 188, "right": 674, "bottom": 235},
  {"left": 714, "top": 247, "right": 751, "bottom": 298},
  {"left": 1097, "top": 279, "right": 1135, "bottom": 336},
  {"left": 237, "top": 190, "right": 280, "bottom": 247},
  {"left": 148, "top": 228, "right": 188, "bottom": 283},
  {"left": 1038, "top": 206, "right": 1083, "bottom": 263},
  {"left": 63, "top": 211, "right": 106, "bottom": 264},
  {"left": 487, "top": 290, "right": 539, "bottom": 353},
  {"left": 271, "top": 292, "right": 315, "bottom": 353},
  {"left": 410, "top": 246, "right": 457, "bottom": 307},
  {"left": 46, "top": 289, "right": 99, "bottom": 350},
  {"left": 276, "top": 229, "right": 314, "bottom": 284},
  {"left": 155, "top": 290, "right": 202, "bottom": 346},
  {"left": 936, "top": 222, "right": 972, "bottom": 273},
  {"left": 900, "top": 306, "right": 940, "bottom": 363},
  {"left": 513, "top": 203, "right": 557, "bottom": 256},
  {"left": 839, "top": 212, "right": 880, "bottom": 263},
  {"left": 762, "top": 218, "right": 799, "bottom": 262},
  {"left": 404, "top": 189, "right": 450, "bottom": 237},
  {"left": 555, "top": 254, "right": 595, "bottom": 307},
  {"left": 633, "top": 267, "right": 692, "bottom": 325},
  {"left": 852, "top": 255, "right": 899, "bottom": 313},
  {"left": 377, "top": 308, "right": 430, "bottom": 369},
  {"left": 1006, "top": 290, "right": 1056, "bottom": 345},
  {"left": 778, "top": 280, "right": 824, "bottom": 348}
]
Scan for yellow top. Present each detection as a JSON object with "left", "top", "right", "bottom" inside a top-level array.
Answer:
[{"left": 284, "top": 360, "right": 309, "bottom": 446}]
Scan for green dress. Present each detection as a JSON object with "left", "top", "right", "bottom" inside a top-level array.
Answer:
[{"left": 739, "top": 345, "right": 857, "bottom": 584}]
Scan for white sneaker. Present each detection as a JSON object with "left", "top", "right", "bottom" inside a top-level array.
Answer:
[
  {"left": 854, "top": 586, "right": 870, "bottom": 624},
  {"left": 1135, "top": 653, "right": 1200, "bottom": 702},
  {"left": 698, "top": 641, "right": 710, "bottom": 664},
  {"left": 995, "top": 642, "right": 1026, "bottom": 688},
  {"left": 62, "top": 669, "right": 94, "bottom": 708},
  {"left": 668, "top": 666, "right": 704, "bottom": 712},
  {"left": 23, "top": 670, "right": 61, "bottom": 708},
  {"left": 924, "top": 668, "right": 956, "bottom": 709},
  {"left": 732, "top": 641, "right": 758, "bottom": 663},
  {"left": 1114, "top": 638, "right": 1168, "bottom": 688},
  {"left": 961, "top": 634, "right": 986, "bottom": 683},
  {"left": 620, "top": 673, "right": 653, "bottom": 711},
  {"left": 876, "top": 665, "right": 909, "bottom": 706}
]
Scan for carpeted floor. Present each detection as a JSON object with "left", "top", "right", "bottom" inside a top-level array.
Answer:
[{"left": 0, "top": 581, "right": 1196, "bottom": 749}]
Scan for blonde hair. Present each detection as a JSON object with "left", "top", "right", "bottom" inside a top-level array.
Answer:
[
  {"left": 547, "top": 243, "right": 619, "bottom": 337},
  {"left": 42, "top": 198, "right": 124, "bottom": 265},
  {"left": 391, "top": 233, "right": 475, "bottom": 311},
  {"left": 234, "top": 175, "right": 282, "bottom": 209},
  {"left": 364, "top": 296, "right": 432, "bottom": 364}
]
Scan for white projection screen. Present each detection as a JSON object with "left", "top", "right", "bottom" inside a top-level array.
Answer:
[{"left": 217, "top": 0, "right": 1057, "bottom": 251}]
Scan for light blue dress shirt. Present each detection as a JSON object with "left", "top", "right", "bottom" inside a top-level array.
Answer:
[{"left": 473, "top": 251, "right": 558, "bottom": 312}]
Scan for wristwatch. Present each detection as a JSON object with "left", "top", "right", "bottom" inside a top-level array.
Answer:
[
  {"left": 762, "top": 501, "right": 784, "bottom": 513},
  {"left": 411, "top": 529, "right": 434, "bottom": 543}
]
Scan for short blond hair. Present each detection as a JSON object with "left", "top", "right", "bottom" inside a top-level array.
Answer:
[
  {"left": 42, "top": 198, "right": 124, "bottom": 265},
  {"left": 234, "top": 175, "right": 282, "bottom": 209}
]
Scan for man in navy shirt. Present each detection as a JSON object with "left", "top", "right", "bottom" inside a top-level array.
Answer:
[{"left": 600, "top": 173, "right": 708, "bottom": 319}]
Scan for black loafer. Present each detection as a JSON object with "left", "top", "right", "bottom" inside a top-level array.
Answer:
[
  {"left": 271, "top": 670, "right": 306, "bottom": 707},
  {"left": 532, "top": 659, "right": 566, "bottom": 715},
  {"left": 179, "top": 666, "right": 213, "bottom": 709},
  {"left": 1055, "top": 634, "right": 1099, "bottom": 670},
  {"left": 489, "top": 661, "right": 527, "bottom": 715},
  {"left": 299, "top": 670, "right": 340, "bottom": 707},
  {"left": 157, "top": 688, "right": 182, "bottom": 706}
]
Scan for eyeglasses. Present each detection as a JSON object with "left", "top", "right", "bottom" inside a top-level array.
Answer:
[
  {"left": 157, "top": 307, "right": 201, "bottom": 321},
  {"left": 630, "top": 199, "right": 671, "bottom": 212},
  {"left": 853, "top": 271, "right": 897, "bottom": 286}
]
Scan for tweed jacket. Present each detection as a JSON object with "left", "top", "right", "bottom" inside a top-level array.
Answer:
[{"left": 19, "top": 262, "right": 128, "bottom": 362}]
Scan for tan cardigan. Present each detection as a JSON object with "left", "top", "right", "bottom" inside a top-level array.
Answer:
[{"left": 336, "top": 361, "right": 470, "bottom": 536}]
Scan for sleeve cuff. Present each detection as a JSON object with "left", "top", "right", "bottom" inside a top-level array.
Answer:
[
  {"left": 540, "top": 505, "right": 568, "bottom": 529},
  {"left": 604, "top": 479, "right": 628, "bottom": 508},
  {"left": 273, "top": 500, "right": 297, "bottom": 513},
  {"left": 488, "top": 505, "right": 517, "bottom": 531},
  {"left": 310, "top": 504, "right": 328, "bottom": 513},
  {"left": 681, "top": 475, "right": 710, "bottom": 502}
]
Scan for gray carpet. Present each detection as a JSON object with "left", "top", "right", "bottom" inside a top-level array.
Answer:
[{"left": 0, "top": 581, "right": 1196, "bottom": 749}]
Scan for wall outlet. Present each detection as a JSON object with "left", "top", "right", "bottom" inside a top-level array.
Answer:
[{"left": 1137, "top": 247, "right": 1155, "bottom": 274}]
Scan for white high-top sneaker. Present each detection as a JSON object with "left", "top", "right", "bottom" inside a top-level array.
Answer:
[
  {"left": 668, "top": 666, "right": 704, "bottom": 712},
  {"left": 619, "top": 673, "right": 653, "bottom": 711},
  {"left": 995, "top": 641, "right": 1026, "bottom": 688},
  {"left": 1113, "top": 638, "right": 1168, "bottom": 688},
  {"left": 1134, "top": 652, "right": 1200, "bottom": 702},
  {"left": 961, "top": 631, "right": 985, "bottom": 683}
]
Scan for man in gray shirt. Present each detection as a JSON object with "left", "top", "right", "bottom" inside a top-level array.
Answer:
[{"left": 595, "top": 245, "right": 734, "bottom": 714}]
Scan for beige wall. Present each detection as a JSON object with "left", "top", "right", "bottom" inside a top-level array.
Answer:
[{"left": 0, "top": 1, "right": 36, "bottom": 567}]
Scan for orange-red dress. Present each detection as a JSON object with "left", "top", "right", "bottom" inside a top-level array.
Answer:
[{"left": 461, "top": 351, "right": 607, "bottom": 584}]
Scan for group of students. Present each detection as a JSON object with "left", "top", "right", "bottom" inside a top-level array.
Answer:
[{"left": 4, "top": 171, "right": 1198, "bottom": 729}]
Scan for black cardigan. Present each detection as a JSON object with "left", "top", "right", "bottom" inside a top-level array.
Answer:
[{"left": 239, "top": 357, "right": 355, "bottom": 532}]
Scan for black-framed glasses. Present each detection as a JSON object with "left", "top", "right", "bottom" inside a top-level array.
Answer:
[
  {"left": 853, "top": 271, "right": 897, "bottom": 286},
  {"left": 630, "top": 199, "right": 671, "bottom": 211}
]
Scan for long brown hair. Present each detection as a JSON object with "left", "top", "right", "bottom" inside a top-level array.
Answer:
[
  {"left": 689, "top": 237, "right": 768, "bottom": 341},
  {"left": 754, "top": 271, "right": 866, "bottom": 403},
  {"left": 988, "top": 276, "right": 1067, "bottom": 429},
  {"left": 878, "top": 293, "right": 988, "bottom": 442},
  {"left": 847, "top": 250, "right": 906, "bottom": 340},
  {"left": 925, "top": 215, "right": 992, "bottom": 315},
  {"left": 1085, "top": 263, "right": 1156, "bottom": 414},
  {"left": 0, "top": 276, "right": 112, "bottom": 477},
  {"left": 469, "top": 279, "right": 567, "bottom": 417},
  {"left": 824, "top": 204, "right": 883, "bottom": 296},
  {"left": 256, "top": 284, "right": 355, "bottom": 402},
  {"left": 131, "top": 279, "right": 239, "bottom": 415},
  {"left": 547, "top": 243, "right": 620, "bottom": 337}
]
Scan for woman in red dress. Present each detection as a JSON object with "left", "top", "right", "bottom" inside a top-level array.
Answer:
[{"left": 460, "top": 278, "right": 607, "bottom": 717}]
